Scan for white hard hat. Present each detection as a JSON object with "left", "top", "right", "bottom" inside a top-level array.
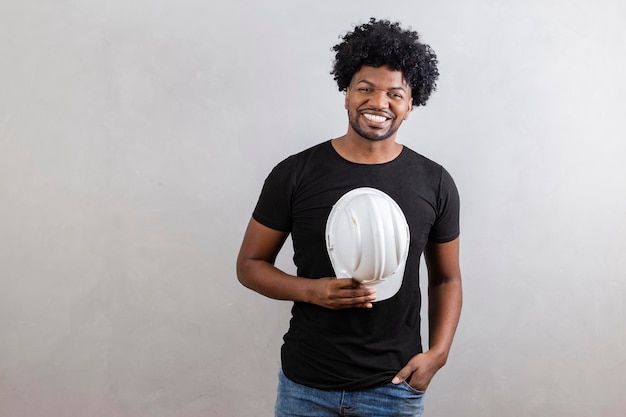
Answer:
[{"left": 325, "top": 187, "right": 410, "bottom": 302}]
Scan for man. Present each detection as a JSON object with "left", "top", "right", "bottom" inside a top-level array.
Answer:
[{"left": 237, "top": 18, "right": 462, "bottom": 417}]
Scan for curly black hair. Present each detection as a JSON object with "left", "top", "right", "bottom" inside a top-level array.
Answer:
[{"left": 331, "top": 18, "right": 439, "bottom": 107}]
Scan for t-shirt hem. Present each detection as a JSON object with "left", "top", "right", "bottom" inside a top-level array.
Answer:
[{"left": 282, "top": 366, "right": 396, "bottom": 391}]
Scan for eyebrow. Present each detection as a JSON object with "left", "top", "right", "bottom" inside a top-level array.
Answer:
[{"left": 355, "top": 79, "right": 407, "bottom": 92}]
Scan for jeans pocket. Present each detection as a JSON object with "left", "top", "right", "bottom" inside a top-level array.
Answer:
[{"left": 400, "top": 381, "right": 426, "bottom": 395}]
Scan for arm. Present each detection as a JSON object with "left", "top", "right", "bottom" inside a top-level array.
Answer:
[
  {"left": 392, "top": 237, "right": 462, "bottom": 390},
  {"left": 236, "top": 217, "right": 377, "bottom": 309}
]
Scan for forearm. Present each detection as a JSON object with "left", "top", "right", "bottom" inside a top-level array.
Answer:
[
  {"left": 427, "top": 276, "right": 462, "bottom": 365},
  {"left": 236, "top": 258, "right": 314, "bottom": 303}
]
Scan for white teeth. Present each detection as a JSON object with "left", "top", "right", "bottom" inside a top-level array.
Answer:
[{"left": 363, "top": 113, "right": 387, "bottom": 122}]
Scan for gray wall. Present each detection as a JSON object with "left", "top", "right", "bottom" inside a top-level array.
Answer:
[{"left": 1, "top": 0, "right": 625, "bottom": 416}]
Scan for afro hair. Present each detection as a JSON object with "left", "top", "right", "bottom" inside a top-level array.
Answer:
[{"left": 331, "top": 18, "right": 439, "bottom": 107}]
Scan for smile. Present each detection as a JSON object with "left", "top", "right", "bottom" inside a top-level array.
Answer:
[{"left": 363, "top": 113, "right": 388, "bottom": 123}]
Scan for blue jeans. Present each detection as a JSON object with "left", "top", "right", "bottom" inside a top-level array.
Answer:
[{"left": 275, "top": 368, "right": 425, "bottom": 417}]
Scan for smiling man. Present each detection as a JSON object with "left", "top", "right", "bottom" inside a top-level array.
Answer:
[{"left": 237, "top": 18, "right": 462, "bottom": 417}]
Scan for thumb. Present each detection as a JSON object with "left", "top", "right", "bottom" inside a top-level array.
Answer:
[{"left": 391, "top": 366, "right": 412, "bottom": 384}]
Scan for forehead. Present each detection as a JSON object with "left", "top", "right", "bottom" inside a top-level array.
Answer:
[{"left": 350, "top": 65, "right": 409, "bottom": 88}]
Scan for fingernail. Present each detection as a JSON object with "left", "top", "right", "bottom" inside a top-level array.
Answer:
[{"left": 392, "top": 377, "right": 400, "bottom": 384}]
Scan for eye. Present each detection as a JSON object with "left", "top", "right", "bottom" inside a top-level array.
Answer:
[
  {"left": 358, "top": 87, "right": 371, "bottom": 93},
  {"left": 388, "top": 92, "right": 404, "bottom": 100}
]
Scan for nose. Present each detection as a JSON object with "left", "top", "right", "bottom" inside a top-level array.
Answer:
[{"left": 367, "top": 89, "right": 390, "bottom": 109}]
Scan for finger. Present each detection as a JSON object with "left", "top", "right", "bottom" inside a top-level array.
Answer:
[
  {"left": 324, "top": 279, "right": 376, "bottom": 308},
  {"left": 392, "top": 365, "right": 414, "bottom": 384},
  {"left": 353, "top": 302, "right": 374, "bottom": 309},
  {"left": 332, "top": 290, "right": 376, "bottom": 308},
  {"left": 341, "top": 292, "right": 377, "bottom": 305},
  {"left": 333, "top": 282, "right": 375, "bottom": 298}
]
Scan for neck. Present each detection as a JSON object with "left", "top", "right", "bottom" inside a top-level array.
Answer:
[{"left": 332, "top": 133, "right": 403, "bottom": 164}]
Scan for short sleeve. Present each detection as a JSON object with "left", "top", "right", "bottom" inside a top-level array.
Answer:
[
  {"left": 428, "top": 167, "right": 460, "bottom": 243},
  {"left": 252, "top": 157, "right": 296, "bottom": 232}
]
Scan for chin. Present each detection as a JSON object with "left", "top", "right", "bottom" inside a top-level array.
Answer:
[
  {"left": 357, "top": 128, "right": 396, "bottom": 142},
  {"left": 362, "top": 134, "right": 391, "bottom": 142}
]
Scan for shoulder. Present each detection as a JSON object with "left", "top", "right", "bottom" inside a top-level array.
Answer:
[
  {"left": 400, "top": 146, "right": 449, "bottom": 176},
  {"left": 269, "top": 140, "right": 334, "bottom": 177},
  {"left": 399, "top": 147, "right": 459, "bottom": 199},
  {"left": 287, "top": 140, "right": 333, "bottom": 163}
]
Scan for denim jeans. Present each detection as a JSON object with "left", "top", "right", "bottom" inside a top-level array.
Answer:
[{"left": 275, "top": 368, "right": 425, "bottom": 417}]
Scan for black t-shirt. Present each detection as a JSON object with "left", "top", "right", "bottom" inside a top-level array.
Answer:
[{"left": 253, "top": 140, "right": 460, "bottom": 390}]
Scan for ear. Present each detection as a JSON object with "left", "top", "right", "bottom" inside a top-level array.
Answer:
[
  {"left": 404, "top": 98, "right": 413, "bottom": 120},
  {"left": 344, "top": 88, "right": 350, "bottom": 110}
]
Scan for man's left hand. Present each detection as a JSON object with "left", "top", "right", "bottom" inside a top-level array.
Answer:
[{"left": 391, "top": 350, "right": 446, "bottom": 392}]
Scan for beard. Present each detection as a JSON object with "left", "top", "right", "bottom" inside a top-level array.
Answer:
[{"left": 347, "top": 109, "right": 403, "bottom": 142}]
